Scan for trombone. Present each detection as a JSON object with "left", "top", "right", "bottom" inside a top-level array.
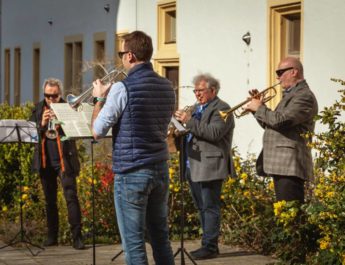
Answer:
[
  {"left": 67, "top": 68, "right": 127, "bottom": 111},
  {"left": 219, "top": 83, "right": 280, "bottom": 121}
]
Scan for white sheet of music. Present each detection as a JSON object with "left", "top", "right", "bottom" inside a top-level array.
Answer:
[
  {"left": 50, "top": 103, "right": 111, "bottom": 139},
  {"left": 170, "top": 116, "right": 188, "bottom": 133}
]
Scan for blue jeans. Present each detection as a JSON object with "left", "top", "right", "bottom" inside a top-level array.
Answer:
[
  {"left": 114, "top": 161, "right": 174, "bottom": 265},
  {"left": 186, "top": 168, "right": 222, "bottom": 251}
]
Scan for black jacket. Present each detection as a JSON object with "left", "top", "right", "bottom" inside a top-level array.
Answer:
[{"left": 29, "top": 99, "right": 80, "bottom": 176}]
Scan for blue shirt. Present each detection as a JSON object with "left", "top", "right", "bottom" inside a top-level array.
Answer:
[{"left": 93, "top": 82, "right": 128, "bottom": 137}]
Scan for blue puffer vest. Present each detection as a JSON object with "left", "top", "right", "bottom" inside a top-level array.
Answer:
[{"left": 112, "top": 62, "right": 175, "bottom": 173}]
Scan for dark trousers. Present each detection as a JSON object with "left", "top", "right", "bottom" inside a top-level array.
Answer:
[
  {"left": 40, "top": 167, "right": 82, "bottom": 239},
  {"left": 186, "top": 168, "right": 223, "bottom": 251},
  {"left": 272, "top": 175, "right": 305, "bottom": 203}
]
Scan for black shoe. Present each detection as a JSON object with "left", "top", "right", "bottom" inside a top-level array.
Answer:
[
  {"left": 190, "top": 246, "right": 219, "bottom": 255},
  {"left": 43, "top": 237, "right": 58, "bottom": 247},
  {"left": 73, "top": 237, "right": 85, "bottom": 250},
  {"left": 190, "top": 247, "right": 218, "bottom": 260},
  {"left": 190, "top": 247, "right": 202, "bottom": 255}
]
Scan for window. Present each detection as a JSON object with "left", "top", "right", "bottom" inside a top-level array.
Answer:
[
  {"left": 165, "top": 10, "right": 176, "bottom": 44},
  {"left": 268, "top": 0, "right": 302, "bottom": 107},
  {"left": 64, "top": 36, "right": 83, "bottom": 96},
  {"left": 94, "top": 40, "right": 105, "bottom": 79},
  {"left": 155, "top": 1, "right": 179, "bottom": 106},
  {"left": 14, "top": 48, "right": 21, "bottom": 105},
  {"left": 165, "top": 66, "right": 179, "bottom": 109},
  {"left": 157, "top": 1, "right": 177, "bottom": 51},
  {"left": 4, "top": 49, "right": 10, "bottom": 104},
  {"left": 94, "top": 32, "right": 106, "bottom": 79},
  {"left": 33, "top": 46, "right": 40, "bottom": 103},
  {"left": 282, "top": 13, "right": 301, "bottom": 57}
]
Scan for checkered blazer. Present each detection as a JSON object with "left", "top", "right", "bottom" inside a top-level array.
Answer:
[{"left": 254, "top": 80, "right": 318, "bottom": 180}]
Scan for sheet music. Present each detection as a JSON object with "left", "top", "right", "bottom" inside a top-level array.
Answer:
[
  {"left": 170, "top": 116, "right": 188, "bottom": 133},
  {"left": 50, "top": 103, "right": 111, "bottom": 139}
]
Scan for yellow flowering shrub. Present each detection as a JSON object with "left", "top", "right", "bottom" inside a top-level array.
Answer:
[{"left": 0, "top": 79, "right": 344, "bottom": 264}]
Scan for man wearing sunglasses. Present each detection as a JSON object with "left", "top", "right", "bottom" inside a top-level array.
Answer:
[
  {"left": 30, "top": 78, "right": 84, "bottom": 250},
  {"left": 244, "top": 57, "right": 318, "bottom": 203},
  {"left": 91, "top": 31, "right": 175, "bottom": 265}
]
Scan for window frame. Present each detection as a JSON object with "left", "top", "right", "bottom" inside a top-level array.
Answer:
[
  {"left": 157, "top": 0, "right": 177, "bottom": 52},
  {"left": 32, "top": 43, "right": 40, "bottom": 104},
  {"left": 64, "top": 35, "right": 83, "bottom": 96},
  {"left": 267, "top": 0, "right": 303, "bottom": 108}
]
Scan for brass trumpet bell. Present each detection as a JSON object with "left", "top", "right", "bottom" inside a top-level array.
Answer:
[{"left": 219, "top": 83, "right": 280, "bottom": 121}]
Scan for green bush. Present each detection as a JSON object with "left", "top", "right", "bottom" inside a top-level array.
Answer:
[
  {"left": 303, "top": 79, "right": 345, "bottom": 264},
  {"left": 0, "top": 102, "right": 46, "bottom": 243}
]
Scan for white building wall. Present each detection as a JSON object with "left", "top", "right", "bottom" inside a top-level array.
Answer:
[
  {"left": 117, "top": 0, "right": 158, "bottom": 56},
  {"left": 303, "top": 0, "right": 345, "bottom": 111},
  {"left": 177, "top": 0, "right": 268, "bottom": 154}
]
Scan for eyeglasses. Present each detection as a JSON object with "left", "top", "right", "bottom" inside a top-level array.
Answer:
[
  {"left": 193, "top": 89, "right": 208, "bottom": 94},
  {"left": 275, "top": 67, "right": 294, "bottom": 77},
  {"left": 44, "top": 93, "right": 59, "bottom": 99},
  {"left": 118, "top": 51, "right": 130, "bottom": 59}
]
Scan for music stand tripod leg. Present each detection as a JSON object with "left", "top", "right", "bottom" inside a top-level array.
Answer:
[
  {"left": 90, "top": 139, "right": 98, "bottom": 265},
  {"left": 0, "top": 124, "right": 44, "bottom": 256},
  {"left": 173, "top": 135, "right": 197, "bottom": 265},
  {"left": 111, "top": 249, "right": 123, "bottom": 261}
]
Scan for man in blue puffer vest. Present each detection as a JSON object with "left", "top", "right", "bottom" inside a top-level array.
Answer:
[{"left": 91, "top": 31, "right": 175, "bottom": 265}]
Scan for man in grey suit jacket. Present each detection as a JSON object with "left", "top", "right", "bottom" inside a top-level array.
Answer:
[
  {"left": 244, "top": 57, "right": 318, "bottom": 203},
  {"left": 175, "top": 73, "right": 235, "bottom": 260}
]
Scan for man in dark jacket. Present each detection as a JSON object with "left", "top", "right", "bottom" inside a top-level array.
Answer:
[
  {"left": 91, "top": 31, "right": 175, "bottom": 265},
  {"left": 30, "top": 78, "right": 84, "bottom": 250}
]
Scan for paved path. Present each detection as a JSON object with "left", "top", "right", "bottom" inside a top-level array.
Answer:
[{"left": 0, "top": 240, "right": 276, "bottom": 265}]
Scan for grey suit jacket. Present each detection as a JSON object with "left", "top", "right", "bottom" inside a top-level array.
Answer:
[
  {"left": 254, "top": 80, "right": 318, "bottom": 180},
  {"left": 186, "top": 97, "right": 235, "bottom": 182}
]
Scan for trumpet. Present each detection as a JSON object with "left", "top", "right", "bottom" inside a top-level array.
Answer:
[
  {"left": 67, "top": 68, "right": 127, "bottom": 111},
  {"left": 46, "top": 119, "right": 58, "bottom": 139},
  {"left": 168, "top": 105, "right": 195, "bottom": 137},
  {"left": 45, "top": 108, "right": 58, "bottom": 139},
  {"left": 219, "top": 83, "right": 280, "bottom": 121}
]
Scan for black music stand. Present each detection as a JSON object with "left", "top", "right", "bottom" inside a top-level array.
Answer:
[
  {"left": 172, "top": 119, "right": 197, "bottom": 265},
  {"left": 90, "top": 139, "right": 97, "bottom": 265},
  {"left": 111, "top": 249, "right": 123, "bottom": 262},
  {"left": 0, "top": 119, "right": 44, "bottom": 256}
]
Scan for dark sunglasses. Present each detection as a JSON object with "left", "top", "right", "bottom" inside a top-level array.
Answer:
[
  {"left": 275, "top": 67, "right": 294, "bottom": 77},
  {"left": 118, "top": 51, "right": 130, "bottom": 59},
  {"left": 44, "top": 93, "right": 59, "bottom": 99}
]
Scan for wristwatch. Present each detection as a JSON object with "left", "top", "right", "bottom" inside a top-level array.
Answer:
[{"left": 92, "top": 97, "right": 106, "bottom": 105}]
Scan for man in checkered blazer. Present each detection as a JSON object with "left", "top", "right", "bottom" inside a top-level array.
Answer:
[{"left": 244, "top": 57, "right": 318, "bottom": 203}]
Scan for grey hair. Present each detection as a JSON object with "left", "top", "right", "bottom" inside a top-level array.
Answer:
[
  {"left": 192, "top": 73, "right": 220, "bottom": 94},
  {"left": 42, "top": 78, "right": 63, "bottom": 94}
]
